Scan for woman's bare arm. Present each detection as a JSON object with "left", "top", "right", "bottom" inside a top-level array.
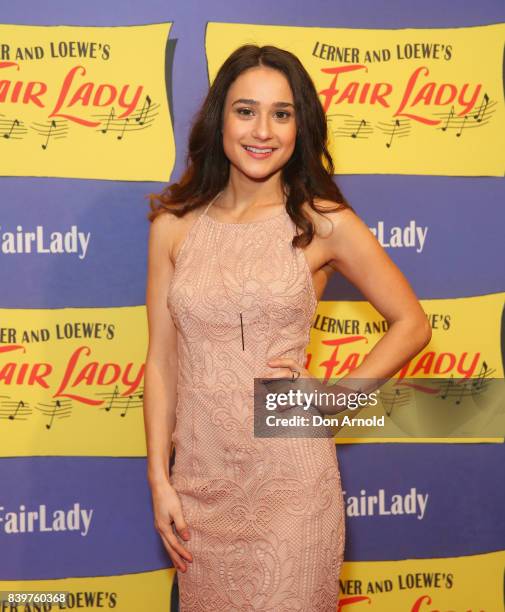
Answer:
[
  {"left": 266, "top": 205, "right": 432, "bottom": 416},
  {"left": 318, "top": 205, "right": 432, "bottom": 385},
  {"left": 143, "top": 212, "right": 194, "bottom": 571},
  {"left": 144, "top": 212, "right": 179, "bottom": 487}
]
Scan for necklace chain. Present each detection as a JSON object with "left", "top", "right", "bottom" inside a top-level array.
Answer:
[{"left": 211, "top": 192, "right": 287, "bottom": 351}]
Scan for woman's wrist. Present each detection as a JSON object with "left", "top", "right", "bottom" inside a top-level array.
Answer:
[{"left": 147, "top": 467, "right": 171, "bottom": 490}]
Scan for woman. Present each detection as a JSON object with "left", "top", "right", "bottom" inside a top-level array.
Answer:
[{"left": 144, "top": 45, "right": 431, "bottom": 611}]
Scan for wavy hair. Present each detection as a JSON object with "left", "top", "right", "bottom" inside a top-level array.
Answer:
[{"left": 147, "top": 44, "right": 354, "bottom": 247}]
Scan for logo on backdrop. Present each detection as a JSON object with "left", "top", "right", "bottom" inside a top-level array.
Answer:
[
  {"left": 0, "top": 23, "right": 175, "bottom": 181},
  {"left": 206, "top": 22, "right": 505, "bottom": 176},
  {"left": 0, "top": 502, "right": 93, "bottom": 536},
  {"left": 0, "top": 225, "right": 90, "bottom": 258},
  {"left": 343, "top": 487, "right": 428, "bottom": 520},
  {"left": 0, "top": 307, "right": 147, "bottom": 457},
  {"left": 368, "top": 220, "right": 428, "bottom": 253}
]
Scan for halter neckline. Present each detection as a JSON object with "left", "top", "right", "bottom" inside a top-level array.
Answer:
[{"left": 202, "top": 191, "right": 287, "bottom": 226}]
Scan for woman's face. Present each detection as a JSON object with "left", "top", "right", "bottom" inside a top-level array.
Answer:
[{"left": 221, "top": 66, "right": 297, "bottom": 182}]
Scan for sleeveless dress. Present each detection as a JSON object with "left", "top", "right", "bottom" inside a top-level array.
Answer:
[{"left": 167, "top": 193, "right": 345, "bottom": 611}]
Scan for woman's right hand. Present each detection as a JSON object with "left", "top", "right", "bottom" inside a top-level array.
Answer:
[{"left": 151, "top": 480, "right": 193, "bottom": 572}]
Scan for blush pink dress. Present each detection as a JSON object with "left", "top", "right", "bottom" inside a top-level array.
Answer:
[{"left": 167, "top": 193, "right": 345, "bottom": 611}]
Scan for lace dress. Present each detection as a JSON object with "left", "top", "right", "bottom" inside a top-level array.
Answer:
[{"left": 167, "top": 193, "right": 345, "bottom": 611}]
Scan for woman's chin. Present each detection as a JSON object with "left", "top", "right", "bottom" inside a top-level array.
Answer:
[{"left": 231, "top": 162, "right": 283, "bottom": 182}]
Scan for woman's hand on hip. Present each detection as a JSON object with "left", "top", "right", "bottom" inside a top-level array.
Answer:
[{"left": 263, "top": 357, "right": 318, "bottom": 412}]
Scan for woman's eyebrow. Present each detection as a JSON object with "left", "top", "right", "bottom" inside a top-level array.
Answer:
[{"left": 231, "top": 98, "right": 295, "bottom": 109}]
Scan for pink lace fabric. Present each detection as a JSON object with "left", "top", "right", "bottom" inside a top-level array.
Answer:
[{"left": 167, "top": 195, "right": 345, "bottom": 611}]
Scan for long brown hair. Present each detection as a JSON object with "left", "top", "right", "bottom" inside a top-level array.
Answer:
[{"left": 147, "top": 44, "right": 354, "bottom": 247}]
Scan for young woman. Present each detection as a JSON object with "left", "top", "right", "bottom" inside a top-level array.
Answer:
[{"left": 144, "top": 45, "right": 431, "bottom": 610}]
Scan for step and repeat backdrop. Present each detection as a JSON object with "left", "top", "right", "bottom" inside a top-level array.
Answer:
[{"left": 1, "top": 2, "right": 504, "bottom": 611}]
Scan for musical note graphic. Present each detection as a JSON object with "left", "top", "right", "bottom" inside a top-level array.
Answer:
[
  {"left": 0, "top": 115, "right": 27, "bottom": 140},
  {"left": 351, "top": 119, "right": 366, "bottom": 138},
  {"left": 382, "top": 118, "right": 411, "bottom": 148},
  {"left": 455, "top": 115, "right": 468, "bottom": 138},
  {"left": 120, "top": 395, "right": 132, "bottom": 418},
  {"left": 436, "top": 96, "right": 495, "bottom": 135},
  {"left": 386, "top": 119, "right": 400, "bottom": 148},
  {"left": 473, "top": 93, "right": 489, "bottom": 123},
  {"left": 3, "top": 118, "right": 19, "bottom": 139},
  {"left": 135, "top": 95, "right": 151, "bottom": 126},
  {"left": 32, "top": 119, "right": 69, "bottom": 149},
  {"left": 439, "top": 376, "right": 454, "bottom": 399},
  {"left": 0, "top": 396, "right": 31, "bottom": 421},
  {"left": 328, "top": 113, "right": 373, "bottom": 139},
  {"left": 35, "top": 399, "right": 72, "bottom": 429},
  {"left": 101, "top": 108, "right": 115, "bottom": 134},
  {"left": 94, "top": 96, "right": 159, "bottom": 138},
  {"left": 42, "top": 120, "right": 56, "bottom": 149},
  {"left": 437, "top": 376, "right": 478, "bottom": 404},
  {"left": 120, "top": 388, "right": 144, "bottom": 417},
  {"left": 379, "top": 387, "right": 411, "bottom": 417},
  {"left": 376, "top": 118, "right": 411, "bottom": 146},
  {"left": 117, "top": 117, "right": 129, "bottom": 140},
  {"left": 105, "top": 385, "right": 120, "bottom": 412},
  {"left": 8, "top": 400, "right": 24, "bottom": 420},
  {"left": 470, "top": 361, "right": 494, "bottom": 396},
  {"left": 98, "top": 385, "right": 144, "bottom": 417},
  {"left": 454, "top": 382, "right": 465, "bottom": 404},
  {"left": 441, "top": 107, "right": 455, "bottom": 132}
]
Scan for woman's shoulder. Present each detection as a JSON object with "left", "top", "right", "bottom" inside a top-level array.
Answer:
[
  {"left": 150, "top": 204, "right": 201, "bottom": 228},
  {"left": 150, "top": 206, "right": 202, "bottom": 266},
  {"left": 301, "top": 198, "right": 357, "bottom": 238}
]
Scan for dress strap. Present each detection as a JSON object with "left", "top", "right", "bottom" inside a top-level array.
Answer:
[{"left": 201, "top": 191, "right": 223, "bottom": 217}]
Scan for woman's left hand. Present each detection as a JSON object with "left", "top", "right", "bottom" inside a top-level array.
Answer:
[
  {"left": 262, "top": 358, "right": 317, "bottom": 412},
  {"left": 265, "top": 357, "right": 311, "bottom": 380}
]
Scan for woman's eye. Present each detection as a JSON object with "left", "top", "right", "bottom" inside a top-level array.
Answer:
[{"left": 235, "top": 108, "right": 292, "bottom": 120}]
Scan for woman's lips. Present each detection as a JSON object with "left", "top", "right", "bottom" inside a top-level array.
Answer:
[{"left": 242, "top": 145, "right": 276, "bottom": 159}]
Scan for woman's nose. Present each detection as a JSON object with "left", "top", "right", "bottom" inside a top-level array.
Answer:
[{"left": 251, "top": 114, "right": 273, "bottom": 140}]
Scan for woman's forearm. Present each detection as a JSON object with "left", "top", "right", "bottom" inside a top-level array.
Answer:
[
  {"left": 318, "top": 317, "right": 432, "bottom": 414},
  {"left": 310, "top": 317, "right": 432, "bottom": 416},
  {"left": 143, "top": 357, "right": 178, "bottom": 489},
  {"left": 342, "top": 317, "right": 432, "bottom": 385}
]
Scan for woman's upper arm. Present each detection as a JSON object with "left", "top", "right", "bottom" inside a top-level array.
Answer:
[
  {"left": 145, "top": 212, "right": 178, "bottom": 367},
  {"left": 321, "top": 207, "right": 428, "bottom": 326}
]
